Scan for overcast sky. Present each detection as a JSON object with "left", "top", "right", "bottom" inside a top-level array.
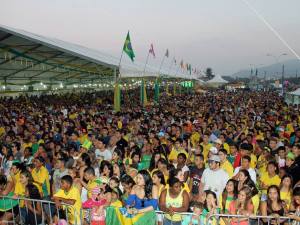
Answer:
[{"left": 0, "top": 0, "right": 300, "bottom": 75}]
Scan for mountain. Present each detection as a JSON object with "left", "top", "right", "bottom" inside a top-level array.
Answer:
[{"left": 232, "top": 59, "right": 300, "bottom": 79}]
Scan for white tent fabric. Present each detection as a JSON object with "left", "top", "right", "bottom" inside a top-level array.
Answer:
[
  {"left": 206, "top": 75, "right": 228, "bottom": 84},
  {"left": 0, "top": 24, "right": 197, "bottom": 80},
  {"left": 288, "top": 88, "right": 300, "bottom": 96}
]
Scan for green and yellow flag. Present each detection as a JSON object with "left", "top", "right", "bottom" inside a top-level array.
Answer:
[
  {"left": 123, "top": 31, "right": 135, "bottom": 62},
  {"left": 114, "top": 82, "right": 121, "bottom": 112},
  {"left": 105, "top": 207, "right": 156, "bottom": 225}
]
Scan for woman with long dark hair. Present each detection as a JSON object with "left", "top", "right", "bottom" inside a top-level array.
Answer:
[
  {"left": 24, "top": 183, "right": 42, "bottom": 225},
  {"left": 149, "top": 152, "right": 162, "bottom": 172},
  {"left": 219, "top": 179, "right": 238, "bottom": 213},
  {"left": 260, "top": 185, "right": 287, "bottom": 225},
  {"left": 125, "top": 170, "right": 158, "bottom": 213},
  {"left": 152, "top": 170, "right": 166, "bottom": 196}
]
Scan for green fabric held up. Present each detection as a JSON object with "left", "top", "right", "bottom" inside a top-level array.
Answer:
[
  {"left": 0, "top": 192, "right": 18, "bottom": 212},
  {"left": 123, "top": 31, "right": 135, "bottom": 62}
]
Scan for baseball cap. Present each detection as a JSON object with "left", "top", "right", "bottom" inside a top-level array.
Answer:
[
  {"left": 209, "top": 146, "right": 218, "bottom": 154},
  {"left": 214, "top": 139, "right": 223, "bottom": 145},
  {"left": 209, "top": 155, "right": 221, "bottom": 163},
  {"left": 287, "top": 152, "right": 295, "bottom": 161}
]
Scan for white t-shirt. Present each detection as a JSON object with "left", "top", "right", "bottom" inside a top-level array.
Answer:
[
  {"left": 233, "top": 167, "right": 257, "bottom": 183},
  {"left": 95, "top": 149, "right": 112, "bottom": 160},
  {"left": 201, "top": 168, "right": 229, "bottom": 199}
]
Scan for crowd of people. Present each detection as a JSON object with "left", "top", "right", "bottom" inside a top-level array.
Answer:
[{"left": 0, "top": 89, "right": 300, "bottom": 225}]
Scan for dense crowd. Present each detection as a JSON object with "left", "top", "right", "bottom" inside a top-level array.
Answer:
[{"left": 0, "top": 90, "right": 300, "bottom": 225}]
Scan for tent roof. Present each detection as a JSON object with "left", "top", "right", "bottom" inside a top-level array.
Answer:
[
  {"left": 206, "top": 75, "right": 228, "bottom": 84},
  {"left": 288, "top": 88, "right": 300, "bottom": 96},
  {"left": 0, "top": 25, "right": 197, "bottom": 86}
]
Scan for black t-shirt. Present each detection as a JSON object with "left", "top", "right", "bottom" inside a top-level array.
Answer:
[{"left": 189, "top": 165, "right": 204, "bottom": 195}]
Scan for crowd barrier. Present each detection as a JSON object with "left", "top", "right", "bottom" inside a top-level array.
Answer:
[
  {"left": 0, "top": 196, "right": 296, "bottom": 225},
  {"left": 0, "top": 195, "right": 84, "bottom": 225}
]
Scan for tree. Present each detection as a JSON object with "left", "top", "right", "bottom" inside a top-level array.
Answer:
[{"left": 205, "top": 68, "right": 214, "bottom": 80}]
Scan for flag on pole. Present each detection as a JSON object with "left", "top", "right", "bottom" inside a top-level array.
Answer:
[
  {"left": 140, "top": 79, "right": 148, "bottom": 107},
  {"left": 149, "top": 44, "right": 155, "bottom": 58},
  {"left": 123, "top": 31, "right": 135, "bottom": 62},
  {"left": 165, "top": 49, "right": 169, "bottom": 58},
  {"left": 114, "top": 82, "right": 121, "bottom": 112},
  {"left": 173, "top": 57, "right": 177, "bottom": 65}
]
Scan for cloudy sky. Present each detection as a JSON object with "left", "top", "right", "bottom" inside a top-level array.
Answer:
[{"left": 0, "top": 0, "right": 300, "bottom": 75}]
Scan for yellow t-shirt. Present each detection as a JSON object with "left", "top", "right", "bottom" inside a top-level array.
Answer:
[
  {"left": 200, "top": 143, "right": 213, "bottom": 162},
  {"left": 0, "top": 126, "right": 5, "bottom": 137},
  {"left": 31, "top": 166, "right": 50, "bottom": 197},
  {"left": 14, "top": 182, "right": 40, "bottom": 207},
  {"left": 280, "top": 191, "right": 292, "bottom": 209},
  {"left": 220, "top": 160, "right": 234, "bottom": 178},
  {"left": 260, "top": 173, "right": 281, "bottom": 194},
  {"left": 165, "top": 182, "right": 190, "bottom": 193},
  {"left": 54, "top": 186, "right": 82, "bottom": 224},
  {"left": 190, "top": 132, "right": 200, "bottom": 146},
  {"left": 223, "top": 143, "right": 230, "bottom": 154},
  {"left": 250, "top": 154, "right": 257, "bottom": 169},
  {"left": 168, "top": 147, "right": 188, "bottom": 162}
]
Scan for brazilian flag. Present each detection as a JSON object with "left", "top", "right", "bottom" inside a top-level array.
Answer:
[
  {"left": 123, "top": 31, "right": 135, "bottom": 62},
  {"left": 105, "top": 207, "right": 156, "bottom": 225}
]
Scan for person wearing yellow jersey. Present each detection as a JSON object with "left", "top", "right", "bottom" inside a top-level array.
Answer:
[
  {"left": 82, "top": 167, "right": 101, "bottom": 199},
  {"left": 200, "top": 133, "right": 213, "bottom": 162},
  {"left": 168, "top": 139, "right": 188, "bottom": 163},
  {"left": 260, "top": 161, "right": 281, "bottom": 195},
  {"left": 54, "top": 175, "right": 82, "bottom": 225},
  {"left": 159, "top": 177, "right": 189, "bottom": 225},
  {"left": 280, "top": 175, "right": 293, "bottom": 209},
  {"left": 31, "top": 156, "right": 50, "bottom": 198},
  {"left": 219, "top": 149, "right": 234, "bottom": 178}
]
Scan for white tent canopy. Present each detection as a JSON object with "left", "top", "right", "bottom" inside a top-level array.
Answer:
[
  {"left": 288, "top": 88, "right": 300, "bottom": 96},
  {"left": 206, "top": 75, "right": 228, "bottom": 84},
  {"left": 0, "top": 24, "right": 198, "bottom": 88}
]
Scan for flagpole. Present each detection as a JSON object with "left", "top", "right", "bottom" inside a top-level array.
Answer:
[
  {"left": 143, "top": 51, "right": 150, "bottom": 76},
  {"left": 117, "top": 47, "right": 125, "bottom": 81}
]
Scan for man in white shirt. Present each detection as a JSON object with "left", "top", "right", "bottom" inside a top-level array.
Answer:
[
  {"left": 200, "top": 155, "right": 229, "bottom": 199},
  {"left": 233, "top": 155, "right": 256, "bottom": 183},
  {"left": 94, "top": 138, "right": 112, "bottom": 161}
]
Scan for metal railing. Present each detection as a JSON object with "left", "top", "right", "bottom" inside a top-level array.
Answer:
[
  {"left": 0, "top": 195, "right": 85, "bottom": 225},
  {"left": 1, "top": 196, "right": 298, "bottom": 225},
  {"left": 206, "top": 213, "right": 293, "bottom": 225}
]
